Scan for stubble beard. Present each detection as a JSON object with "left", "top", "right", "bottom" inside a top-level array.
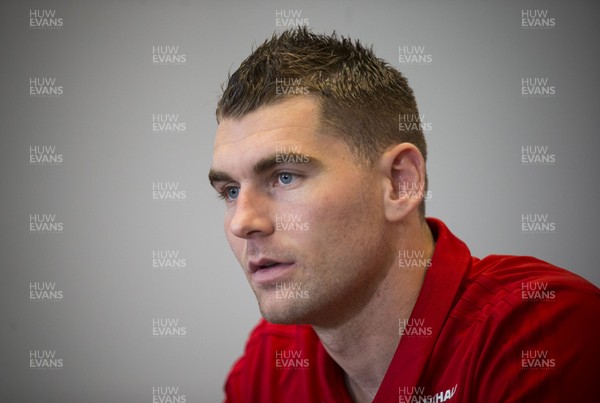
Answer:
[{"left": 253, "top": 280, "right": 318, "bottom": 325}]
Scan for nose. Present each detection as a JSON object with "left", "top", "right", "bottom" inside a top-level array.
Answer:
[{"left": 228, "top": 187, "right": 274, "bottom": 239}]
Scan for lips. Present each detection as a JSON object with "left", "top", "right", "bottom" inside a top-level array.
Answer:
[
  {"left": 249, "top": 258, "right": 290, "bottom": 273},
  {"left": 248, "top": 258, "right": 295, "bottom": 284}
]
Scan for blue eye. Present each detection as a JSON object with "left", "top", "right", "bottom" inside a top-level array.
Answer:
[
  {"left": 278, "top": 173, "right": 294, "bottom": 185},
  {"left": 225, "top": 186, "right": 239, "bottom": 200}
]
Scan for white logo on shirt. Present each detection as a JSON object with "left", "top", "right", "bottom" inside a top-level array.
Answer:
[{"left": 399, "top": 384, "right": 458, "bottom": 403}]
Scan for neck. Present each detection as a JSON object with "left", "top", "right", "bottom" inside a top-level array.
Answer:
[{"left": 313, "top": 219, "right": 435, "bottom": 402}]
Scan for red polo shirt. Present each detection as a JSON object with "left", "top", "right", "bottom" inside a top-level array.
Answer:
[{"left": 224, "top": 218, "right": 600, "bottom": 402}]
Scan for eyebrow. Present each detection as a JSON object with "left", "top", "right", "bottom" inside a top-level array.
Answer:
[
  {"left": 207, "top": 170, "right": 233, "bottom": 188},
  {"left": 208, "top": 152, "right": 321, "bottom": 188}
]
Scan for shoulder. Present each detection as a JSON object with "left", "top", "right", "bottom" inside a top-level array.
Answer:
[
  {"left": 455, "top": 254, "right": 600, "bottom": 351},
  {"left": 452, "top": 255, "right": 600, "bottom": 401},
  {"left": 471, "top": 254, "right": 596, "bottom": 289},
  {"left": 463, "top": 254, "right": 598, "bottom": 311}
]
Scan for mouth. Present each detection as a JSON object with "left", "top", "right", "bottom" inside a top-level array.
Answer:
[{"left": 249, "top": 258, "right": 295, "bottom": 284}]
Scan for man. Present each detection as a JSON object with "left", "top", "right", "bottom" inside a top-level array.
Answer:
[{"left": 208, "top": 28, "right": 599, "bottom": 402}]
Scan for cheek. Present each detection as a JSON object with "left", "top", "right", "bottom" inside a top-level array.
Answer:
[{"left": 303, "top": 178, "right": 381, "bottom": 246}]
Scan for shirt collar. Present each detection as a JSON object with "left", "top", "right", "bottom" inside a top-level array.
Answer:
[{"left": 374, "top": 217, "right": 473, "bottom": 402}]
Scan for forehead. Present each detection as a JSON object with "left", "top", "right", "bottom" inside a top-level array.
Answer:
[
  {"left": 210, "top": 97, "right": 356, "bottom": 182},
  {"left": 214, "top": 97, "right": 321, "bottom": 150},
  {"left": 211, "top": 97, "right": 354, "bottom": 177}
]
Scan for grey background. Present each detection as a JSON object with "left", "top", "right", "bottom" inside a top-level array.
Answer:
[{"left": 1, "top": 0, "right": 598, "bottom": 401}]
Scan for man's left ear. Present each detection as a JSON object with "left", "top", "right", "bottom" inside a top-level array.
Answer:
[{"left": 378, "top": 143, "right": 426, "bottom": 222}]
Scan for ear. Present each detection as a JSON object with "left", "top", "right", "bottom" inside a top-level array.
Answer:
[{"left": 378, "top": 143, "right": 426, "bottom": 222}]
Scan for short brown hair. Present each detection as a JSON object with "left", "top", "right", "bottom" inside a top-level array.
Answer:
[{"left": 217, "top": 27, "right": 428, "bottom": 215}]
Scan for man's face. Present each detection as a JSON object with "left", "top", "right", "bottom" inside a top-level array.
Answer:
[{"left": 210, "top": 97, "right": 393, "bottom": 326}]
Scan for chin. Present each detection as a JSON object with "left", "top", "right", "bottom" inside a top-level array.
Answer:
[
  {"left": 258, "top": 298, "right": 313, "bottom": 325},
  {"left": 262, "top": 314, "right": 299, "bottom": 325}
]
